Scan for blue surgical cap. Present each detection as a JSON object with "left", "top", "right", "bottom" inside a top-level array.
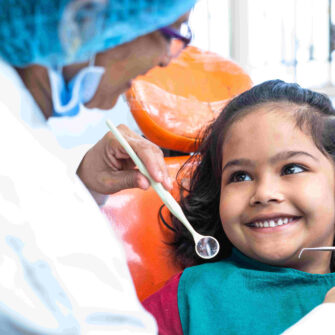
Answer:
[{"left": 0, "top": 0, "right": 196, "bottom": 67}]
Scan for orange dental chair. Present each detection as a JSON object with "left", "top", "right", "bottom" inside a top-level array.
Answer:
[
  {"left": 102, "top": 156, "right": 187, "bottom": 302},
  {"left": 102, "top": 46, "right": 252, "bottom": 302},
  {"left": 126, "top": 46, "right": 252, "bottom": 153}
]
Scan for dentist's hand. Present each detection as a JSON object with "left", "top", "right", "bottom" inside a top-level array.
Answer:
[{"left": 77, "top": 124, "right": 173, "bottom": 195}]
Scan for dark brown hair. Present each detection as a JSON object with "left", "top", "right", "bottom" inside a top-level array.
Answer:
[{"left": 168, "top": 80, "right": 335, "bottom": 270}]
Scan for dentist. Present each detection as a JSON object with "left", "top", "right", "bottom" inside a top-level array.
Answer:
[{"left": 0, "top": 0, "right": 195, "bottom": 333}]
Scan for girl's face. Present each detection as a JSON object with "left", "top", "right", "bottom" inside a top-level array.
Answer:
[{"left": 219, "top": 103, "right": 335, "bottom": 273}]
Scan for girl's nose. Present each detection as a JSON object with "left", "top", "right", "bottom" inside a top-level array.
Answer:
[{"left": 249, "top": 178, "right": 284, "bottom": 206}]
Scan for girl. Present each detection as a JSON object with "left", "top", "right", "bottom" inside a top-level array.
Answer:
[{"left": 143, "top": 80, "right": 335, "bottom": 334}]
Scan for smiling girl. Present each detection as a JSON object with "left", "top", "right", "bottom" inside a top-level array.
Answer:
[{"left": 143, "top": 80, "right": 335, "bottom": 334}]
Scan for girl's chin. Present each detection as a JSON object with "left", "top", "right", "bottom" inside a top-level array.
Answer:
[{"left": 249, "top": 248, "right": 300, "bottom": 266}]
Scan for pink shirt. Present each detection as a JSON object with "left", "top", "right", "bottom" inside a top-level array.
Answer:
[{"left": 142, "top": 273, "right": 183, "bottom": 335}]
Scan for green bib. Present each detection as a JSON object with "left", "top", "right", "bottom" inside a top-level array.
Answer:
[{"left": 178, "top": 248, "right": 335, "bottom": 335}]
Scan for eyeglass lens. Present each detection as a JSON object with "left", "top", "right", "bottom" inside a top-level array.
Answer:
[
  {"left": 169, "top": 39, "right": 185, "bottom": 57},
  {"left": 169, "top": 23, "right": 191, "bottom": 57}
]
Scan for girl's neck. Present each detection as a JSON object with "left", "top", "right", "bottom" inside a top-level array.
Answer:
[
  {"left": 292, "top": 256, "right": 331, "bottom": 274},
  {"left": 234, "top": 248, "right": 332, "bottom": 274}
]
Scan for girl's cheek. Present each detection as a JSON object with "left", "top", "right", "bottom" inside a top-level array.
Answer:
[
  {"left": 219, "top": 191, "right": 246, "bottom": 223},
  {"left": 288, "top": 176, "right": 332, "bottom": 218}
]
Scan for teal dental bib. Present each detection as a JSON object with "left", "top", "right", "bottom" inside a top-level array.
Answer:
[{"left": 178, "top": 248, "right": 335, "bottom": 335}]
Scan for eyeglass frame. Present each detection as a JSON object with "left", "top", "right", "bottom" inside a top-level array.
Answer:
[{"left": 159, "top": 23, "right": 192, "bottom": 48}]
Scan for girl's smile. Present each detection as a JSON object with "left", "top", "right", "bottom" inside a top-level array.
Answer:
[
  {"left": 245, "top": 213, "right": 301, "bottom": 229},
  {"left": 219, "top": 103, "right": 335, "bottom": 273}
]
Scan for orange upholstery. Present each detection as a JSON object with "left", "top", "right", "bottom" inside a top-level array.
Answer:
[
  {"left": 126, "top": 46, "right": 252, "bottom": 152},
  {"left": 102, "top": 156, "right": 189, "bottom": 301}
]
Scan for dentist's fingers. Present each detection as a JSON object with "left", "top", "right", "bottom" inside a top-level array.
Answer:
[
  {"left": 109, "top": 125, "right": 172, "bottom": 190},
  {"left": 77, "top": 124, "right": 172, "bottom": 196}
]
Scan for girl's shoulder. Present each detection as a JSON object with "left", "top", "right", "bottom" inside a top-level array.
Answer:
[{"left": 142, "top": 272, "right": 183, "bottom": 335}]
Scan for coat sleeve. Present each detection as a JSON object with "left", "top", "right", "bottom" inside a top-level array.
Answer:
[{"left": 281, "top": 303, "right": 335, "bottom": 335}]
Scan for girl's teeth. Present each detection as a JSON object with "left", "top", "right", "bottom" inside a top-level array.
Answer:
[{"left": 251, "top": 217, "right": 297, "bottom": 228}]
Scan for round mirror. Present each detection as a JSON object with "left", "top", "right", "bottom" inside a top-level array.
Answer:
[{"left": 195, "top": 236, "right": 220, "bottom": 259}]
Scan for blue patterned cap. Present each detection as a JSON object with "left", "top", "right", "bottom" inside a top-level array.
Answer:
[{"left": 0, "top": 0, "right": 196, "bottom": 67}]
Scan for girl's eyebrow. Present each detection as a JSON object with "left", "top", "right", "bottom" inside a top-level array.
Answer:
[
  {"left": 222, "top": 151, "right": 318, "bottom": 173},
  {"left": 222, "top": 158, "right": 254, "bottom": 173},
  {"left": 269, "top": 151, "right": 319, "bottom": 164}
]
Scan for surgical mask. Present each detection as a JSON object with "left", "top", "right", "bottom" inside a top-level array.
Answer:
[{"left": 48, "top": 60, "right": 105, "bottom": 117}]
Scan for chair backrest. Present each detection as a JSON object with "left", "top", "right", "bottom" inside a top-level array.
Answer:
[
  {"left": 102, "top": 156, "right": 188, "bottom": 301},
  {"left": 126, "top": 45, "right": 252, "bottom": 152}
]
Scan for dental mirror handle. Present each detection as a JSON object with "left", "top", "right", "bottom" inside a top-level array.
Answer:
[{"left": 106, "top": 120, "right": 199, "bottom": 240}]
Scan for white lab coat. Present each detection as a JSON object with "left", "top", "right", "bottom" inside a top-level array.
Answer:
[{"left": 0, "top": 61, "right": 157, "bottom": 334}]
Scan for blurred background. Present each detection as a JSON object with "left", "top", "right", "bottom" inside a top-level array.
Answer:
[
  {"left": 189, "top": 0, "right": 335, "bottom": 90},
  {"left": 78, "top": 0, "right": 335, "bottom": 143},
  {"left": 115, "top": 0, "right": 335, "bottom": 125}
]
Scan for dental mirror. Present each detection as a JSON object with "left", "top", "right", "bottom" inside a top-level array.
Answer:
[
  {"left": 195, "top": 235, "right": 220, "bottom": 259},
  {"left": 106, "top": 120, "right": 220, "bottom": 259}
]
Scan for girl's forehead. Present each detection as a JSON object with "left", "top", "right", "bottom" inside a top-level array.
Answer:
[
  {"left": 238, "top": 101, "right": 300, "bottom": 122},
  {"left": 221, "top": 104, "right": 317, "bottom": 158},
  {"left": 225, "top": 103, "right": 300, "bottom": 139}
]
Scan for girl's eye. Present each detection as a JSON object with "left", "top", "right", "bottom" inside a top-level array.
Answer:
[
  {"left": 229, "top": 171, "right": 252, "bottom": 183},
  {"left": 281, "top": 163, "right": 306, "bottom": 175}
]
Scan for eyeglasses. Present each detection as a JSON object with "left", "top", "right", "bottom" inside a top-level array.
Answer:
[{"left": 159, "top": 22, "right": 192, "bottom": 58}]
